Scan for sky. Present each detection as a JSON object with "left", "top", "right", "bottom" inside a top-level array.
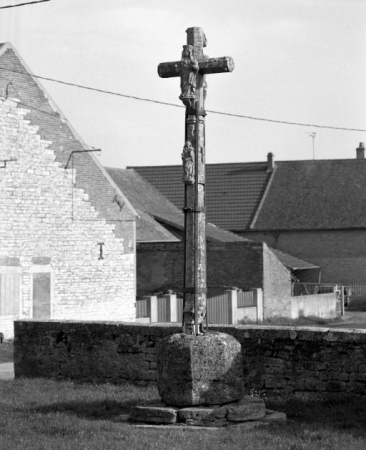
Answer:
[{"left": 0, "top": 0, "right": 365, "bottom": 168}]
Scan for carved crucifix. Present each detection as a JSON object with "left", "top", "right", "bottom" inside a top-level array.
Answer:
[{"left": 158, "top": 27, "right": 234, "bottom": 335}]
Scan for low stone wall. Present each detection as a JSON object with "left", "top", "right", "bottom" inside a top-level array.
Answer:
[
  {"left": 14, "top": 320, "right": 179, "bottom": 384},
  {"left": 291, "top": 293, "right": 337, "bottom": 319},
  {"left": 14, "top": 320, "right": 366, "bottom": 398}
]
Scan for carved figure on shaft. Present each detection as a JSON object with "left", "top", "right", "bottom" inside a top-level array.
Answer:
[
  {"left": 158, "top": 27, "right": 234, "bottom": 335},
  {"left": 182, "top": 141, "right": 195, "bottom": 184},
  {"left": 179, "top": 45, "right": 199, "bottom": 108}
]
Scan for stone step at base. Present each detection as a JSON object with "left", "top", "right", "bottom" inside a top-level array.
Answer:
[
  {"left": 129, "top": 395, "right": 286, "bottom": 427},
  {"left": 129, "top": 404, "right": 178, "bottom": 424}
]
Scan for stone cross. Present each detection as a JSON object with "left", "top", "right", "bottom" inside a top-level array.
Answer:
[{"left": 158, "top": 27, "right": 234, "bottom": 335}]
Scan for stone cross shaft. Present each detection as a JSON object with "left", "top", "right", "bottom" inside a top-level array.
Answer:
[{"left": 158, "top": 27, "right": 234, "bottom": 335}]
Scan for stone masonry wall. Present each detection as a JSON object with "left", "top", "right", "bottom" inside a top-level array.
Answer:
[
  {"left": 0, "top": 46, "right": 136, "bottom": 254},
  {"left": 0, "top": 99, "right": 135, "bottom": 338},
  {"left": 137, "top": 241, "right": 264, "bottom": 295},
  {"left": 262, "top": 244, "right": 292, "bottom": 318},
  {"left": 207, "top": 242, "right": 263, "bottom": 291},
  {"left": 14, "top": 320, "right": 366, "bottom": 399}
]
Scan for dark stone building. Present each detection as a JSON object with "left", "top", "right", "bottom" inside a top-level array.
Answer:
[
  {"left": 107, "top": 167, "right": 317, "bottom": 318},
  {"left": 130, "top": 149, "right": 366, "bottom": 286}
]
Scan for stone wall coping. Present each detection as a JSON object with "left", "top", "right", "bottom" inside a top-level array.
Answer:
[
  {"left": 15, "top": 319, "right": 180, "bottom": 327},
  {"left": 15, "top": 320, "right": 366, "bottom": 341}
]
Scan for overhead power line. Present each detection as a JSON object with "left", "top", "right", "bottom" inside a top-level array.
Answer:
[
  {"left": 204, "top": 110, "right": 365, "bottom": 132},
  {"left": 0, "top": 0, "right": 50, "bottom": 9},
  {"left": 0, "top": 65, "right": 365, "bottom": 133}
]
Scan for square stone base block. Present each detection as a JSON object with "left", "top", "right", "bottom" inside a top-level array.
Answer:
[{"left": 156, "top": 332, "right": 245, "bottom": 406}]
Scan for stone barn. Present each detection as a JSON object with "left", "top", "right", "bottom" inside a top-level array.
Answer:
[{"left": 0, "top": 43, "right": 138, "bottom": 339}]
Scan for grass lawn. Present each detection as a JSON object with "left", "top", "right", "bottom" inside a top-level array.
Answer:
[
  {"left": 0, "top": 377, "right": 365, "bottom": 450},
  {"left": 0, "top": 340, "right": 13, "bottom": 363}
]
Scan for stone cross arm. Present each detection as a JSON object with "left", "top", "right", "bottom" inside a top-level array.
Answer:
[
  {"left": 158, "top": 28, "right": 234, "bottom": 109},
  {"left": 158, "top": 56, "right": 234, "bottom": 78}
]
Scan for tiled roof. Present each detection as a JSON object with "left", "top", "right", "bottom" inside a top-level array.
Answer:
[
  {"left": 0, "top": 43, "right": 137, "bottom": 241},
  {"left": 254, "top": 159, "right": 366, "bottom": 230},
  {"left": 133, "top": 157, "right": 366, "bottom": 232},
  {"left": 106, "top": 167, "right": 249, "bottom": 243},
  {"left": 130, "top": 162, "right": 271, "bottom": 230}
]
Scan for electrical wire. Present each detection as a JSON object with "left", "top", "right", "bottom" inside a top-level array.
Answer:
[
  {"left": 0, "top": 0, "right": 50, "bottom": 9},
  {"left": 0, "top": 65, "right": 365, "bottom": 132}
]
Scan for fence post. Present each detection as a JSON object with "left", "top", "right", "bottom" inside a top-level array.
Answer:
[
  {"left": 341, "top": 286, "right": 345, "bottom": 316},
  {"left": 225, "top": 289, "right": 238, "bottom": 325},
  {"left": 252, "top": 288, "right": 263, "bottom": 323},
  {"left": 144, "top": 295, "right": 158, "bottom": 322},
  {"left": 163, "top": 294, "right": 178, "bottom": 322}
]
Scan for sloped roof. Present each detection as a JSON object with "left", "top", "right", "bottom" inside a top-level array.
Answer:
[
  {"left": 253, "top": 159, "right": 366, "bottom": 230},
  {"left": 270, "top": 247, "right": 319, "bottom": 271},
  {"left": 106, "top": 167, "right": 248, "bottom": 243},
  {"left": 106, "top": 167, "right": 180, "bottom": 242},
  {"left": 132, "top": 156, "right": 366, "bottom": 232},
  {"left": 154, "top": 212, "right": 248, "bottom": 243},
  {"left": 130, "top": 162, "right": 271, "bottom": 231},
  {"left": 0, "top": 43, "right": 137, "bottom": 239},
  {"left": 136, "top": 210, "right": 180, "bottom": 242}
]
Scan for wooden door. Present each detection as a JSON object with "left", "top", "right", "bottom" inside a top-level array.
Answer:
[
  {"left": 0, "top": 272, "right": 21, "bottom": 316},
  {"left": 32, "top": 272, "right": 51, "bottom": 319}
]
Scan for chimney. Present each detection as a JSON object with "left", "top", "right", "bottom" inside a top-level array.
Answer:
[
  {"left": 266, "top": 152, "right": 275, "bottom": 172},
  {"left": 356, "top": 142, "right": 365, "bottom": 160}
]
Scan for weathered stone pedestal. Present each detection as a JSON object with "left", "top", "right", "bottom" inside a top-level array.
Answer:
[
  {"left": 129, "top": 332, "right": 287, "bottom": 428},
  {"left": 156, "top": 332, "right": 244, "bottom": 406}
]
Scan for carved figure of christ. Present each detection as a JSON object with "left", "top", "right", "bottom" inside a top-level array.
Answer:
[{"left": 158, "top": 27, "right": 234, "bottom": 335}]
